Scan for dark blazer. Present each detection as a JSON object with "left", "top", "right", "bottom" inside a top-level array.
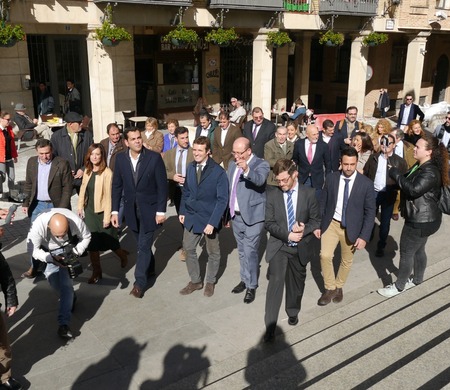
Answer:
[
  {"left": 227, "top": 156, "right": 269, "bottom": 226},
  {"left": 51, "top": 126, "right": 94, "bottom": 187},
  {"left": 112, "top": 148, "right": 167, "bottom": 233},
  {"left": 212, "top": 123, "right": 242, "bottom": 170},
  {"left": 320, "top": 133, "right": 344, "bottom": 172},
  {"left": 195, "top": 120, "right": 218, "bottom": 151},
  {"left": 100, "top": 137, "right": 126, "bottom": 171},
  {"left": 320, "top": 171, "right": 376, "bottom": 243},
  {"left": 13, "top": 112, "right": 35, "bottom": 129},
  {"left": 243, "top": 118, "right": 276, "bottom": 158},
  {"left": 292, "top": 138, "right": 331, "bottom": 189},
  {"left": 180, "top": 157, "right": 229, "bottom": 234},
  {"left": 364, "top": 152, "right": 408, "bottom": 192},
  {"left": 265, "top": 184, "right": 321, "bottom": 265},
  {"left": 397, "top": 103, "right": 425, "bottom": 128},
  {"left": 22, "top": 156, "right": 73, "bottom": 217}
]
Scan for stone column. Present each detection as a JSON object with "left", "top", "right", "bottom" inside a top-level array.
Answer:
[
  {"left": 403, "top": 32, "right": 429, "bottom": 103},
  {"left": 293, "top": 32, "right": 312, "bottom": 107},
  {"left": 252, "top": 30, "right": 273, "bottom": 119},
  {"left": 347, "top": 35, "right": 368, "bottom": 113},
  {"left": 274, "top": 43, "right": 289, "bottom": 112},
  {"left": 86, "top": 30, "right": 115, "bottom": 141}
]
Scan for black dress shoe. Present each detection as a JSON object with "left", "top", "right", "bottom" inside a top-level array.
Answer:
[
  {"left": 288, "top": 316, "right": 298, "bottom": 326},
  {"left": 231, "top": 281, "right": 246, "bottom": 294},
  {"left": 58, "top": 325, "right": 73, "bottom": 339},
  {"left": 263, "top": 329, "right": 275, "bottom": 343},
  {"left": 0, "top": 378, "right": 23, "bottom": 389},
  {"left": 243, "top": 288, "right": 256, "bottom": 304}
]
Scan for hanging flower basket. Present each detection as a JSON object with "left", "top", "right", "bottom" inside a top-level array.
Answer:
[
  {"left": 163, "top": 24, "right": 199, "bottom": 48},
  {"left": 205, "top": 27, "right": 239, "bottom": 47},
  {"left": 0, "top": 23, "right": 25, "bottom": 48},
  {"left": 95, "top": 4, "right": 132, "bottom": 46},
  {"left": 362, "top": 32, "right": 388, "bottom": 47},
  {"left": 319, "top": 30, "right": 344, "bottom": 47},
  {"left": 267, "top": 30, "right": 292, "bottom": 48}
]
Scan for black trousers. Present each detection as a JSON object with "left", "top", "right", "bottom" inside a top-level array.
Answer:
[{"left": 264, "top": 245, "right": 307, "bottom": 331}]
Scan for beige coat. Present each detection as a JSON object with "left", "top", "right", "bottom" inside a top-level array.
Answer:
[{"left": 78, "top": 167, "right": 113, "bottom": 225}]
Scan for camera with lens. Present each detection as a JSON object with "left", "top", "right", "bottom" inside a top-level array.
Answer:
[{"left": 50, "top": 244, "right": 83, "bottom": 279}]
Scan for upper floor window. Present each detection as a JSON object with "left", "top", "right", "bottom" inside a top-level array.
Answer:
[{"left": 437, "top": 0, "right": 450, "bottom": 8}]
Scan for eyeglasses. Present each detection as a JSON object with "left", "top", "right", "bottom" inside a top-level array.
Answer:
[
  {"left": 446, "top": 117, "right": 450, "bottom": 120},
  {"left": 232, "top": 148, "right": 249, "bottom": 157},
  {"left": 275, "top": 176, "right": 292, "bottom": 184},
  {"left": 406, "top": 98, "right": 413, "bottom": 101}
]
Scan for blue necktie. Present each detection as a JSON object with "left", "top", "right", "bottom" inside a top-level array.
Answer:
[
  {"left": 341, "top": 179, "right": 350, "bottom": 228},
  {"left": 287, "top": 190, "right": 297, "bottom": 247}
]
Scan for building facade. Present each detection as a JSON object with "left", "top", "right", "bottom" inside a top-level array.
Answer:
[{"left": 0, "top": 0, "right": 449, "bottom": 140}]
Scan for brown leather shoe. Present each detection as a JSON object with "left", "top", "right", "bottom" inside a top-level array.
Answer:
[
  {"left": 333, "top": 288, "right": 343, "bottom": 303},
  {"left": 318, "top": 289, "right": 338, "bottom": 306},
  {"left": 130, "top": 285, "right": 143, "bottom": 298},
  {"left": 204, "top": 282, "right": 215, "bottom": 297},
  {"left": 179, "top": 282, "right": 203, "bottom": 295},
  {"left": 21, "top": 266, "right": 36, "bottom": 279}
]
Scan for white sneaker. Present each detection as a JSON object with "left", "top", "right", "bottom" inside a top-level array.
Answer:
[
  {"left": 404, "top": 278, "right": 416, "bottom": 290},
  {"left": 377, "top": 283, "right": 403, "bottom": 298}
]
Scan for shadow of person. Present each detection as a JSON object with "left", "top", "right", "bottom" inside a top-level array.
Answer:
[
  {"left": 71, "top": 337, "right": 147, "bottom": 389},
  {"left": 153, "top": 216, "right": 184, "bottom": 276},
  {"left": 245, "top": 326, "right": 307, "bottom": 387},
  {"left": 367, "top": 234, "right": 399, "bottom": 287},
  {"left": 215, "top": 225, "right": 236, "bottom": 281},
  {"left": 140, "top": 344, "right": 210, "bottom": 389}
]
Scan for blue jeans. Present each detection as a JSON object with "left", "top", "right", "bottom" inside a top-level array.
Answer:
[
  {"left": 132, "top": 227, "right": 155, "bottom": 290},
  {"left": 375, "top": 190, "right": 395, "bottom": 249},
  {"left": 395, "top": 223, "right": 429, "bottom": 290},
  {"left": 47, "top": 268, "right": 74, "bottom": 326}
]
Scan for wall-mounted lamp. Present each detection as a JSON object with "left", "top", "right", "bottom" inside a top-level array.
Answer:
[
  {"left": 265, "top": 11, "right": 282, "bottom": 29},
  {"left": 420, "top": 48, "right": 427, "bottom": 56},
  {"left": 170, "top": 6, "right": 188, "bottom": 26}
]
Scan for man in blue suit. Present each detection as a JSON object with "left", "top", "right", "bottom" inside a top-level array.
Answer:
[
  {"left": 179, "top": 136, "right": 229, "bottom": 298},
  {"left": 111, "top": 128, "right": 168, "bottom": 298},
  {"left": 228, "top": 137, "right": 269, "bottom": 304},
  {"left": 292, "top": 124, "right": 331, "bottom": 201},
  {"left": 397, "top": 94, "right": 424, "bottom": 130},
  {"left": 317, "top": 147, "right": 375, "bottom": 306}
]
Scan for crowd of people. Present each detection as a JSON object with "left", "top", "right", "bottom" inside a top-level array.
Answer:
[{"left": 0, "top": 94, "right": 449, "bottom": 388}]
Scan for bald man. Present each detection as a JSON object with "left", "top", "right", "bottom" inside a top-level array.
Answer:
[
  {"left": 27, "top": 208, "right": 91, "bottom": 339},
  {"left": 292, "top": 124, "right": 331, "bottom": 201},
  {"left": 227, "top": 137, "right": 269, "bottom": 303}
]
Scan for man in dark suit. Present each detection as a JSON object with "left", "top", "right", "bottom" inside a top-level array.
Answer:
[
  {"left": 228, "top": 137, "right": 269, "bottom": 304},
  {"left": 263, "top": 159, "right": 321, "bottom": 342},
  {"left": 51, "top": 111, "right": 93, "bottom": 193},
  {"left": 111, "top": 128, "right": 168, "bottom": 299},
  {"left": 317, "top": 147, "right": 376, "bottom": 306},
  {"left": 100, "top": 123, "right": 126, "bottom": 171},
  {"left": 335, "top": 106, "right": 363, "bottom": 145},
  {"left": 21, "top": 139, "right": 73, "bottom": 278},
  {"left": 195, "top": 112, "right": 218, "bottom": 152},
  {"left": 179, "top": 136, "right": 228, "bottom": 298},
  {"left": 397, "top": 94, "right": 424, "bottom": 130},
  {"left": 378, "top": 88, "right": 390, "bottom": 118},
  {"left": 243, "top": 107, "right": 276, "bottom": 158},
  {"left": 320, "top": 119, "right": 344, "bottom": 172},
  {"left": 292, "top": 124, "right": 331, "bottom": 201}
]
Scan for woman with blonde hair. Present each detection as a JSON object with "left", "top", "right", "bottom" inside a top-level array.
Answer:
[
  {"left": 363, "top": 124, "right": 379, "bottom": 152},
  {"left": 78, "top": 143, "right": 128, "bottom": 284},
  {"left": 374, "top": 119, "right": 392, "bottom": 152},
  {"left": 142, "top": 117, "right": 164, "bottom": 153},
  {"left": 404, "top": 119, "right": 425, "bottom": 145},
  {"left": 286, "top": 121, "right": 300, "bottom": 143}
]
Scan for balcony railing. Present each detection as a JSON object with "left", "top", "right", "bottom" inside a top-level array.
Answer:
[
  {"left": 93, "top": 0, "right": 193, "bottom": 5},
  {"left": 319, "top": 0, "right": 378, "bottom": 16},
  {"left": 209, "top": 0, "right": 284, "bottom": 11}
]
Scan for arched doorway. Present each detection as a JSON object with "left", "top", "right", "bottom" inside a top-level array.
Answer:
[{"left": 432, "top": 55, "right": 449, "bottom": 104}]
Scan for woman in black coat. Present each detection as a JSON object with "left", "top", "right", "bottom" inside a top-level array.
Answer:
[{"left": 378, "top": 133, "right": 449, "bottom": 297}]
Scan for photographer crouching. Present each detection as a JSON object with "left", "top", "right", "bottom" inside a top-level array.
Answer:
[{"left": 26, "top": 209, "right": 91, "bottom": 340}]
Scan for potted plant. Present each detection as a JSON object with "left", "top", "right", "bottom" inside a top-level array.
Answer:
[
  {"left": 362, "top": 32, "right": 388, "bottom": 47},
  {"left": 163, "top": 24, "right": 199, "bottom": 48},
  {"left": 267, "top": 30, "right": 292, "bottom": 48},
  {"left": 0, "top": 22, "right": 25, "bottom": 47},
  {"left": 319, "top": 30, "right": 344, "bottom": 47},
  {"left": 205, "top": 27, "right": 239, "bottom": 47},
  {"left": 95, "top": 20, "right": 132, "bottom": 46}
]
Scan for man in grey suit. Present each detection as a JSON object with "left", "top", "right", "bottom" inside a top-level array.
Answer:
[
  {"left": 263, "top": 159, "right": 321, "bottom": 342},
  {"left": 228, "top": 137, "right": 269, "bottom": 304}
]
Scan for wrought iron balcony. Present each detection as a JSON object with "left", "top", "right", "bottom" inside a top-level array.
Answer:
[
  {"left": 209, "top": 0, "right": 284, "bottom": 11},
  {"left": 319, "top": 0, "right": 378, "bottom": 16},
  {"left": 93, "top": 0, "right": 193, "bottom": 5}
]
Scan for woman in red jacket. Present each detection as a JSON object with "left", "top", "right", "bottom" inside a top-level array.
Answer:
[{"left": 0, "top": 111, "right": 18, "bottom": 199}]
